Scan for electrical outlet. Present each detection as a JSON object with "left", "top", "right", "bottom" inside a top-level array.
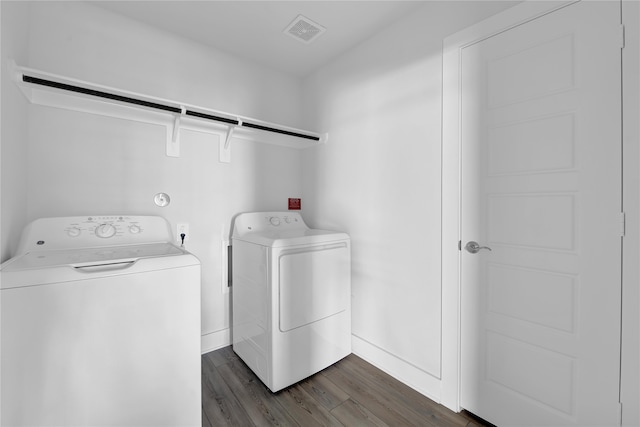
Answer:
[{"left": 177, "top": 223, "right": 189, "bottom": 242}]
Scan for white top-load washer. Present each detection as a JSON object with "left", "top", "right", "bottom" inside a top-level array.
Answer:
[
  {"left": 231, "top": 211, "right": 351, "bottom": 392},
  {"left": 0, "top": 215, "right": 201, "bottom": 427}
]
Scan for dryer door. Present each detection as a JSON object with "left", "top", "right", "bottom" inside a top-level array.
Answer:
[{"left": 278, "top": 242, "right": 350, "bottom": 332}]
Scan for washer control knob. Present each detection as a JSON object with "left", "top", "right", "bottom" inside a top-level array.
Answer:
[
  {"left": 269, "top": 217, "right": 281, "bottom": 226},
  {"left": 129, "top": 225, "right": 141, "bottom": 234},
  {"left": 95, "top": 223, "right": 117, "bottom": 238},
  {"left": 67, "top": 227, "right": 81, "bottom": 237},
  {"left": 284, "top": 217, "right": 291, "bottom": 224}
]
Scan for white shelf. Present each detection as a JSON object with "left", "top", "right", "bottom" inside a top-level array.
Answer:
[{"left": 12, "top": 62, "right": 327, "bottom": 162}]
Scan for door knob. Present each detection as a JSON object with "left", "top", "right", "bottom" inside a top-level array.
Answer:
[{"left": 465, "top": 241, "right": 492, "bottom": 254}]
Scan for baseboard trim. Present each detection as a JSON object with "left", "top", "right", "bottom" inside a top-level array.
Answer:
[
  {"left": 201, "top": 328, "right": 231, "bottom": 354},
  {"left": 351, "top": 334, "right": 442, "bottom": 403},
  {"left": 200, "top": 330, "right": 443, "bottom": 402}
]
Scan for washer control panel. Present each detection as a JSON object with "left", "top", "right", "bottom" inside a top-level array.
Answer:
[
  {"left": 64, "top": 216, "right": 146, "bottom": 240},
  {"left": 15, "top": 216, "right": 174, "bottom": 255}
]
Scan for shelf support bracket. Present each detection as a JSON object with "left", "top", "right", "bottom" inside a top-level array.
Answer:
[
  {"left": 219, "top": 119, "right": 241, "bottom": 164},
  {"left": 167, "top": 106, "right": 186, "bottom": 157}
]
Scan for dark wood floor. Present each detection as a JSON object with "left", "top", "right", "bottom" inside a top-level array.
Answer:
[{"left": 201, "top": 346, "right": 491, "bottom": 427}]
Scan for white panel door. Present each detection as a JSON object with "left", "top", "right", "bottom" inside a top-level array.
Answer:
[{"left": 460, "top": 2, "right": 622, "bottom": 426}]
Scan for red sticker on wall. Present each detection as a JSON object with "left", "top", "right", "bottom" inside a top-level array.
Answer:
[{"left": 288, "top": 198, "right": 301, "bottom": 210}]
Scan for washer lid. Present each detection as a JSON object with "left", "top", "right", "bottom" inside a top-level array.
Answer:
[
  {"left": 1, "top": 242, "right": 186, "bottom": 271},
  {"left": 233, "top": 228, "right": 349, "bottom": 247}
]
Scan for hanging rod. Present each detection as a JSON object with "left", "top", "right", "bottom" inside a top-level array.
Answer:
[
  {"left": 185, "top": 110, "right": 239, "bottom": 126},
  {"left": 21, "top": 74, "right": 320, "bottom": 142},
  {"left": 242, "top": 121, "right": 320, "bottom": 141},
  {"left": 22, "top": 75, "right": 182, "bottom": 114}
]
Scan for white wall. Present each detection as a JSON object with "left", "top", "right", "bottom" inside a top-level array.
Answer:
[
  {"left": 3, "top": 1, "right": 306, "bottom": 352},
  {"left": 301, "top": 1, "right": 519, "bottom": 400},
  {"left": 27, "top": 2, "right": 303, "bottom": 127},
  {"left": 302, "top": 0, "right": 639, "bottom": 421},
  {"left": 1, "top": 1, "right": 30, "bottom": 263},
  {"left": 1, "top": 2, "right": 31, "bottom": 419}
]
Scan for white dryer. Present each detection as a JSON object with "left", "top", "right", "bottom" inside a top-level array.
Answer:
[
  {"left": 231, "top": 212, "right": 351, "bottom": 392},
  {"left": 0, "top": 215, "right": 201, "bottom": 427}
]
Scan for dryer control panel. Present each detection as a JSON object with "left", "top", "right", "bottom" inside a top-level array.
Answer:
[
  {"left": 15, "top": 216, "right": 174, "bottom": 255},
  {"left": 232, "top": 212, "right": 308, "bottom": 239},
  {"left": 267, "top": 214, "right": 301, "bottom": 227}
]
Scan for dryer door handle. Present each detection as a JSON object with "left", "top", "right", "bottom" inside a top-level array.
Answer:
[{"left": 279, "top": 242, "right": 348, "bottom": 257}]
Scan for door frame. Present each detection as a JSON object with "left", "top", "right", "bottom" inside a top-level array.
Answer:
[{"left": 440, "top": 0, "right": 583, "bottom": 412}]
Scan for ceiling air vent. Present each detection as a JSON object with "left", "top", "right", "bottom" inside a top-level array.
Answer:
[{"left": 283, "top": 15, "right": 326, "bottom": 44}]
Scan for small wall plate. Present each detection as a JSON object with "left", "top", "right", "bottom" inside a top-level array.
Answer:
[{"left": 154, "top": 192, "right": 171, "bottom": 207}]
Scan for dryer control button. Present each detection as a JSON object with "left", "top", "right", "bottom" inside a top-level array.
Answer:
[{"left": 269, "top": 217, "right": 281, "bottom": 226}]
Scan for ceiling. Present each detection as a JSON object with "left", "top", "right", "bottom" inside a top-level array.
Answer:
[{"left": 93, "top": 1, "right": 514, "bottom": 78}]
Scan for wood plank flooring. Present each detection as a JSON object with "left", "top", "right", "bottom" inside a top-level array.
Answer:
[{"left": 201, "top": 346, "right": 492, "bottom": 427}]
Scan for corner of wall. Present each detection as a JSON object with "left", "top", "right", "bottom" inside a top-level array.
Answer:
[{"left": 1, "top": 0, "right": 31, "bottom": 263}]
